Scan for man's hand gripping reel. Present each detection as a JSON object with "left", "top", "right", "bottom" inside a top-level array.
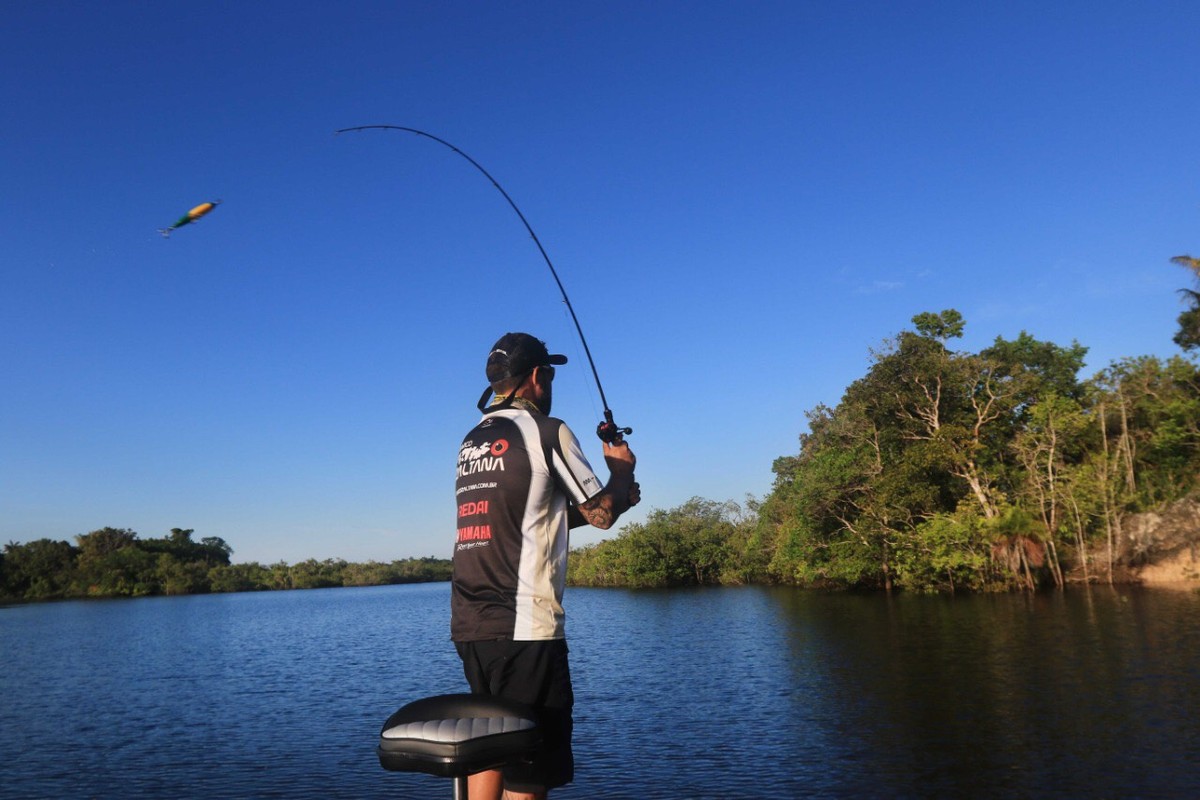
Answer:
[{"left": 597, "top": 410, "right": 633, "bottom": 444}]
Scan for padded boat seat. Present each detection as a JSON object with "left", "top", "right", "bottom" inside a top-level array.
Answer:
[{"left": 377, "top": 693, "right": 542, "bottom": 778}]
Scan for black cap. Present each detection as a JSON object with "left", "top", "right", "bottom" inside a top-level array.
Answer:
[{"left": 485, "top": 332, "right": 568, "bottom": 383}]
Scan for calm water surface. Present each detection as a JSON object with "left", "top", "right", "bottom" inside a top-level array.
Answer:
[{"left": 2, "top": 584, "right": 1199, "bottom": 798}]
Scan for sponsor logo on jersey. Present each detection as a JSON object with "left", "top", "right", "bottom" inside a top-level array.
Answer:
[
  {"left": 458, "top": 500, "right": 489, "bottom": 518},
  {"left": 457, "top": 438, "right": 508, "bottom": 477},
  {"left": 456, "top": 524, "right": 492, "bottom": 542}
]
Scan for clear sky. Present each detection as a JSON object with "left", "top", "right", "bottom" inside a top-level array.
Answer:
[{"left": 3, "top": 1, "right": 1197, "bottom": 564}]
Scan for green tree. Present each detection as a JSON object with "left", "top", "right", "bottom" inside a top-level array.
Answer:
[
  {"left": 984, "top": 506, "right": 1047, "bottom": 591},
  {"left": 289, "top": 558, "right": 346, "bottom": 589},
  {"left": 765, "top": 400, "right": 901, "bottom": 588},
  {"left": 650, "top": 498, "right": 740, "bottom": 585},
  {"left": 1094, "top": 356, "right": 1200, "bottom": 509},
  {"left": 1012, "top": 393, "right": 1097, "bottom": 586},
  {"left": 720, "top": 495, "right": 768, "bottom": 584},
  {"left": 76, "top": 526, "right": 138, "bottom": 557},
  {"left": 208, "top": 562, "right": 271, "bottom": 593},
  {"left": 1169, "top": 255, "right": 1200, "bottom": 351},
  {"left": 982, "top": 331, "right": 1088, "bottom": 401},
  {"left": 892, "top": 510, "right": 992, "bottom": 593},
  {"left": 341, "top": 560, "right": 392, "bottom": 586},
  {"left": 759, "top": 311, "right": 1108, "bottom": 591},
  {"left": 911, "top": 309, "right": 965, "bottom": 342},
  {"left": 567, "top": 498, "right": 752, "bottom": 588},
  {"left": 157, "top": 553, "right": 210, "bottom": 595},
  {"left": 266, "top": 561, "right": 294, "bottom": 590},
  {"left": 199, "top": 536, "right": 234, "bottom": 566},
  {"left": 568, "top": 540, "right": 629, "bottom": 587},
  {"left": 72, "top": 527, "right": 158, "bottom": 596},
  {"left": 1, "top": 539, "right": 77, "bottom": 600},
  {"left": 857, "top": 316, "right": 1015, "bottom": 517}
]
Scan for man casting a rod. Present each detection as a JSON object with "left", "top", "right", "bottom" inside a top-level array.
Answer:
[{"left": 451, "top": 332, "right": 640, "bottom": 800}]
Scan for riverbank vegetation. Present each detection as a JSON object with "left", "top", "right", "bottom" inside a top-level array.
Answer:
[
  {"left": 571, "top": 293, "right": 1200, "bottom": 592},
  {"left": 0, "top": 527, "right": 450, "bottom": 602}
]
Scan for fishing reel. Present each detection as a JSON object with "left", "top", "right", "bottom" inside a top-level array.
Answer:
[{"left": 596, "top": 410, "right": 633, "bottom": 444}]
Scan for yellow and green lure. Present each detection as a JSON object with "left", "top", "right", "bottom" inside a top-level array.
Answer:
[{"left": 159, "top": 200, "right": 220, "bottom": 237}]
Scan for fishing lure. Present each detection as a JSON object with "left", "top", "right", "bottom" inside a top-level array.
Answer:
[{"left": 160, "top": 200, "right": 220, "bottom": 238}]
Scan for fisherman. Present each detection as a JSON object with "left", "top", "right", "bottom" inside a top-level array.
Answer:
[{"left": 451, "top": 332, "right": 640, "bottom": 800}]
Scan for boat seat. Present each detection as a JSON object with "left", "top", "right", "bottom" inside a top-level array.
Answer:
[{"left": 377, "top": 693, "right": 542, "bottom": 779}]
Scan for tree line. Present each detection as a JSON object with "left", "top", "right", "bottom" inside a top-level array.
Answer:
[
  {"left": 570, "top": 257, "right": 1200, "bottom": 591},
  {"left": 7, "top": 258, "right": 1199, "bottom": 599},
  {"left": 0, "top": 527, "right": 450, "bottom": 602}
]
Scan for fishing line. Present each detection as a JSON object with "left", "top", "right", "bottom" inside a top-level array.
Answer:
[{"left": 335, "top": 124, "right": 631, "bottom": 442}]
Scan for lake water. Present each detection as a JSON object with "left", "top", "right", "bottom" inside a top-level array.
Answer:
[{"left": 2, "top": 583, "right": 1199, "bottom": 799}]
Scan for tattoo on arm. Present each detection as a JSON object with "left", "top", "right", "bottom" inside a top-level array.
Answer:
[{"left": 577, "top": 495, "right": 616, "bottom": 529}]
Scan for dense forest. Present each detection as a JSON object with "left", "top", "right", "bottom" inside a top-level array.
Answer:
[
  {"left": 6, "top": 258, "right": 1199, "bottom": 600},
  {"left": 570, "top": 257, "right": 1200, "bottom": 592},
  {"left": 0, "top": 527, "right": 450, "bottom": 602}
]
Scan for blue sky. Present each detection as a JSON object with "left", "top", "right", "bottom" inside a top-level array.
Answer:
[{"left": 3, "top": 1, "right": 1197, "bottom": 564}]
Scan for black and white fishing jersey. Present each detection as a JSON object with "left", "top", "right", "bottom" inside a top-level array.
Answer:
[{"left": 451, "top": 404, "right": 603, "bottom": 642}]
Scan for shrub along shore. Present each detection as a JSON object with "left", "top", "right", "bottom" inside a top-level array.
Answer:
[{"left": 1, "top": 527, "right": 450, "bottom": 602}]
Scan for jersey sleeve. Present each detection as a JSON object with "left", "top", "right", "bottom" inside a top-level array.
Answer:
[{"left": 548, "top": 420, "right": 603, "bottom": 505}]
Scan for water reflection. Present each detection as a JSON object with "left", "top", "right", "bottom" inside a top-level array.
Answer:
[{"left": 764, "top": 587, "right": 1200, "bottom": 798}]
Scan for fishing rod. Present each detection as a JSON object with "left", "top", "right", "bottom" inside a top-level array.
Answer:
[{"left": 334, "top": 124, "right": 631, "bottom": 444}]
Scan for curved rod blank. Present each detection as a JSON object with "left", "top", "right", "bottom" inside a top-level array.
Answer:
[{"left": 335, "top": 125, "right": 620, "bottom": 428}]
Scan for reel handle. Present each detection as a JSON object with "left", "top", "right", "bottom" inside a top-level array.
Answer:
[{"left": 596, "top": 410, "right": 633, "bottom": 444}]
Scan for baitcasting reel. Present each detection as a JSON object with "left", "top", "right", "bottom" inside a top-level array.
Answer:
[{"left": 597, "top": 411, "right": 633, "bottom": 444}]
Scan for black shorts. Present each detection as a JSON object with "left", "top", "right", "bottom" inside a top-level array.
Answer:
[{"left": 455, "top": 639, "right": 574, "bottom": 792}]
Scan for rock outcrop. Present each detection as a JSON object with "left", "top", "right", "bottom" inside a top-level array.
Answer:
[{"left": 1122, "top": 498, "right": 1200, "bottom": 584}]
